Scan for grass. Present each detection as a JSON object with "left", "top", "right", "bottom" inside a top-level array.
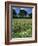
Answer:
[{"left": 11, "top": 19, "right": 32, "bottom": 38}]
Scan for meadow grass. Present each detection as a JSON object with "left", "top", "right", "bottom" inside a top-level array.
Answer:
[{"left": 11, "top": 19, "right": 32, "bottom": 38}]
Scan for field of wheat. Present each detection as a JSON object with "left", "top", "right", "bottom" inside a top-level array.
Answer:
[{"left": 11, "top": 19, "right": 32, "bottom": 38}]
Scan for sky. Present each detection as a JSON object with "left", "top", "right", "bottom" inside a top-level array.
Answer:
[{"left": 12, "top": 7, "right": 32, "bottom": 14}]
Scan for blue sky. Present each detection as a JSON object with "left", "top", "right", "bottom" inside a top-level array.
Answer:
[{"left": 12, "top": 7, "right": 32, "bottom": 14}]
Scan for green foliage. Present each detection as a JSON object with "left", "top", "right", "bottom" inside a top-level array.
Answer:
[
  {"left": 12, "top": 9, "right": 32, "bottom": 18},
  {"left": 29, "top": 13, "right": 32, "bottom": 18},
  {"left": 11, "top": 19, "right": 32, "bottom": 38},
  {"left": 19, "top": 10, "right": 27, "bottom": 17},
  {"left": 12, "top": 9, "right": 17, "bottom": 18}
]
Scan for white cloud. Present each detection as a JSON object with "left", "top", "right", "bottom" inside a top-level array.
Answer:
[
  {"left": 12, "top": 7, "right": 16, "bottom": 9},
  {"left": 20, "top": 8, "right": 25, "bottom": 10}
]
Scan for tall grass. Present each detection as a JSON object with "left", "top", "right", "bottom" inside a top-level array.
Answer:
[{"left": 11, "top": 19, "right": 32, "bottom": 38}]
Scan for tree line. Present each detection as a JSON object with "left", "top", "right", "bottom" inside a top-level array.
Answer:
[{"left": 12, "top": 9, "right": 32, "bottom": 18}]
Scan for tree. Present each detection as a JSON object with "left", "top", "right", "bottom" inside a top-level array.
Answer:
[
  {"left": 29, "top": 13, "right": 32, "bottom": 18},
  {"left": 12, "top": 9, "right": 17, "bottom": 18},
  {"left": 19, "top": 10, "right": 27, "bottom": 17}
]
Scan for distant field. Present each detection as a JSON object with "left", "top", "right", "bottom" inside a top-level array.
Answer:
[{"left": 11, "top": 19, "right": 32, "bottom": 38}]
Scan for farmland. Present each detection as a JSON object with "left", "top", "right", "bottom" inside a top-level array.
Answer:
[{"left": 11, "top": 19, "right": 32, "bottom": 38}]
